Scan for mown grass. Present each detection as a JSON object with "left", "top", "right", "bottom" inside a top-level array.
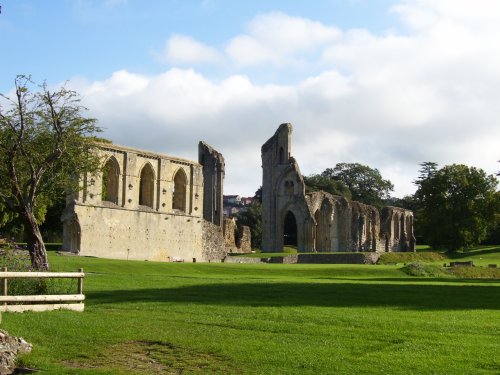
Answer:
[{"left": 1, "top": 249, "right": 499, "bottom": 374}]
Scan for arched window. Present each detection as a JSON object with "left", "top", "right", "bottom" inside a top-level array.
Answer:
[
  {"left": 284, "top": 180, "right": 294, "bottom": 195},
  {"left": 279, "top": 147, "right": 284, "bottom": 164},
  {"left": 393, "top": 214, "right": 400, "bottom": 240},
  {"left": 173, "top": 169, "right": 187, "bottom": 212},
  {"left": 101, "top": 157, "right": 119, "bottom": 204},
  {"left": 283, "top": 211, "right": 297, "bottom": 246},
  {"left": 139, "top": 163, "right": 155, "bottom": 208}
]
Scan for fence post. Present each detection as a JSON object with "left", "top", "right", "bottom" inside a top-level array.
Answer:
[
  {"left": 78, "top": 268, "right": 84, "bottom": 296},
  {"left": 0, "top": 267, "right": 5, "bottom": 322},
  {"left": 1, "top": 267, "right": 7, "bottom": 301}
]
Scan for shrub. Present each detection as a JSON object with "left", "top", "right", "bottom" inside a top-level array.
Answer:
[
  {"left": 0, "top": 242, "right": 74, "bottom": 296},
  {"left": 401, "top": 262, "right": 451, "bottom": 277}
]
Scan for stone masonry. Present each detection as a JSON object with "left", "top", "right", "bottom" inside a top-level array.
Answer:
[{"left": 62, "top": 141, "right": 230, "bottom": 262}]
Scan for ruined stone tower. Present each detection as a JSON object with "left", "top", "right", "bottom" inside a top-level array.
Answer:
[
  {"left": 261, "top": 123, "right": 415, "bottom": 253},
  {"left": 199, "top": 141, "right": 225, "bottom": 227}
]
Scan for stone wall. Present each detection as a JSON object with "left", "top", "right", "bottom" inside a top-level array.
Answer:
[
  {"left": 237, "top": 226, "right": 252, "bottom": 253},
  {"left": 62, "top": 142, "right": 228, "bottom": 263},
  {"left": 225, "top": 253, "right": 380, "bottom": 264},
  {"left": 223, "top": 217, "right": 238, "bottom": 252},
  {"left": 65, "top": 204, "right": 204, "bottom": 262},
  {"left": 222, "top": 217, "right": 252, "bottom": 253},
  {"left": 202, "top": 221, "right": 227, "bottom": 262}
]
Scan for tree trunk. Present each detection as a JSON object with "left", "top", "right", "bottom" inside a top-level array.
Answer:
[{"left": 22, "top": 210, "right": 49, "bottom": 271}]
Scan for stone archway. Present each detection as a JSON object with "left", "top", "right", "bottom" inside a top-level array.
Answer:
[
  {"left": 139, "top": 163, "right": 155, "bottom": 208},
  {"left": 283, "top": 210, "right": 297, "bottom": 247},
  {"left": 102, "top": 157, "right": 120, "bottom": 204},
  {"left": 173, "top": 168, "right": 187, "bottom": 212}
]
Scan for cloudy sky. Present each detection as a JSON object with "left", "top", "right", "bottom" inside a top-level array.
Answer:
[{"left": 2, "top": 0, "right": 500, "bottom": 197}]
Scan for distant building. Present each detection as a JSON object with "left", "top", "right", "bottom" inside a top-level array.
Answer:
[
  {"left": 224, "top": 195, "right": 241, "bottom": 206},
  {"left": 241, "top": 197, "right": 253, "bottom": 206}
]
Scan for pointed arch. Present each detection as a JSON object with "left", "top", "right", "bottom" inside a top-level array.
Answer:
[
  {"left": 101, "top": 156, "right": 120, "bottom": 204},
  {"left": 393, "top": 213, "right": 400, "bottom": 240},
  {"left": 173, "top": 168, "right": 187, "bottom": 212},
  {"left": 139, "top": 163, "right": 155, "bottom": 208},
  {"left": 283, "top": 210, "right": 297, "bottom": 246}
]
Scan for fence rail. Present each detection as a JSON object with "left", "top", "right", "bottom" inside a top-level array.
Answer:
[{"left": 0, "top": 267, "right": 85, "bottom": 313}]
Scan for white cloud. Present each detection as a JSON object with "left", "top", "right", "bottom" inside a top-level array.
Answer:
[
  {"left": 164, "top": 35, "right": 222, "bottom": 65},
  {"left": 74, "top": 2, "right": 500, "bottom": 197},
  {"left": 226, "top": 11, "right": 341, "bottom": 67}
]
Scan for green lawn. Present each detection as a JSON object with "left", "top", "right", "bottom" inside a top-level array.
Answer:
[{"left": 2, "top": 248, "right": 499, "bottom": 374}]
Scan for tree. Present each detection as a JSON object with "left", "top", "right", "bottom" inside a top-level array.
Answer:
[
  {"left": 414, "top": 163, "right": 499, "bottom": 252},
  {"left": 321, "top": 163, "right": 394, "bottom": 208},
  {"left": 0, "top": 75, "right": 102, "bottom": 270},
  {"left": 303, "top": 174, "right": 351, "bottom": 199},
  {"left": 236, "top": 187, "right": 262, "bottom": 249}
]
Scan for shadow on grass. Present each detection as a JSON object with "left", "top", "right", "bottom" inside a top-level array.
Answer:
[
  {"left": 312, "top": 277, "right": 500, "bottom": 284},
  {"left": 446, "top": 246, "right": 500, "bottom": 260},
  {"left": 87, "top": 282, "right": 500, "bottom": 310}
]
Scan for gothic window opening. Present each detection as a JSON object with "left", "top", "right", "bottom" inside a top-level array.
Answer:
[
  {"left": 139, "top": 163, "right": 155, "bottom": 208},
  {"left": 283, "top": 210, "right": 297, "bottom": 246},
  {"left": 393, "top": 214, "right": 400, "bottom": 240},
  {"left": 173, "top": 169, "right": 187, "bottom": 212},
  {"left": 284, "top": 180, "right": 294, "bottom": 195},
  {"left": 101, "top": 157, "right": 119, "bottom": 204}
]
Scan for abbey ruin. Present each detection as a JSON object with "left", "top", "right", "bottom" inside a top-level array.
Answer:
[
  {"left": 61, "top": 142, "right": 249, "bottom": 262},
  {"left": 261, "top": 124, "right": 415, "bottom": 253},
  {"left": 62, "top": 123, "right": 414, "bottom": 262}
]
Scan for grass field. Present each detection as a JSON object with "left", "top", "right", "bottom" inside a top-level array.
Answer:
[{"left": 2, "top": 247, "right": 499, "bottom": 374}]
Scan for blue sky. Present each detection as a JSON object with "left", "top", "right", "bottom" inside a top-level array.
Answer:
[
  {"left": 2, "top": 0, "right": 500, "bottom": 196},
  {"left": 1, "top": 0, "right": 400, "bottom": 87}
]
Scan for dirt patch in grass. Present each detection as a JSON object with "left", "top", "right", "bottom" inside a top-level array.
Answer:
[{"left": 63, "top": 340, "right": 234, "bottom": 374}]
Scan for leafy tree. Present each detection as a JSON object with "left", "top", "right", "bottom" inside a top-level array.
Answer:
[
  {"left": 236, "top": 188, "right": 262, "bottom": 249},
  {"left": 414, "top": 163, "right": 499, "bottom": 252},
  {"left": 383, "top": 194, "right": 418, "bottom": 211},
  {"left": 0, "top": 75, "right": 101, "bottom": 270},
  {"left": 303, "top": 174, "right": 351, "bottom": 199},
  {"left": 321, "top": 163, "right": 394, "bottom": 208}
]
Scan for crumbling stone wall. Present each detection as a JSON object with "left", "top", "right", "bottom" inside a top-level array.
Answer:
[
  {"left": 381, "top": 206, "right": 416, "bottom": 252},
  {"left": 62, "top": 142, "right": 229, "bottom": 262},
  {"left": 199, "top": 142, "right": 225, "bottom": 226},
  {"left": 223, "top": 217, "right": 238, "bottom": 252},
  {"left": 261, "top": 123, "right": 414, "bottom": 253},
  {"left": 222, "top": 217, "right": 252, "bottom": 253},
  {"left": 202, "top": 221, "right": 227, "bottom": 262},
  {"left": 237, "top": 226, "right": 252, "bottom": 253}
]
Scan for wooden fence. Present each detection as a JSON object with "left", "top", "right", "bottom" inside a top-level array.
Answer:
[{"left": 0, "top": 267, "right": 85, "bottom": 313}]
